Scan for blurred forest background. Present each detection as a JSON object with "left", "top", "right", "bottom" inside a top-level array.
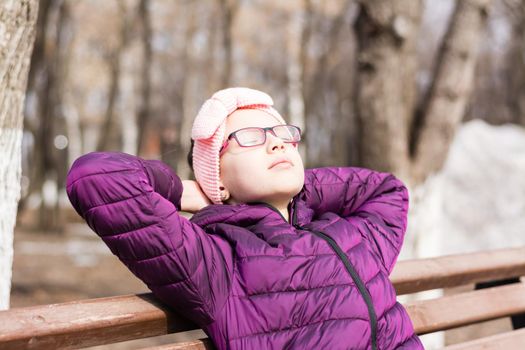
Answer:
[
  {"left": 18, "top": 0, "right": 520, "bottom": 232},
  {"left": 2, "top": 0, "right": 525, "bottom": 347},
  {"left": 4, "top": 0, "right": 521, "bottom": 230}
]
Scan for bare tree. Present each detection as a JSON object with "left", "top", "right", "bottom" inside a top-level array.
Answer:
[
  {"left": 17, "top": 0, "right": 53, "bottom": 215},
  {"left": 500, "top": 0, "right": 525, "bottom": 126},
  {"left": 301, "top": 0, "right": 356, "bottom": 167},
  {"left": 218, "top": 0, "right": 239, "bottom": 87},
  {"left": 152, "top": 2, "right": 199, "bottom": 174},
  {"left": 24, "top": 0, "right": 73, "bottom": 231},
  {"left": 354, "top": 0, "right": 423, "bottom": 181},
  {"left": 0, "top": 0, "right": 39, "bottom": 310},
  {"left": 96, "top": 1, "right": 133, "bottom": 152},
  {"left": 285, "top": 1, "right": 306, "bottom": 156},
  {"left": 136, "top": 0, "right": 152, "bottom": 155},
  {"left": 411, "top": 0, "right": 493, "bottom": 183},
  {"left": 354, "top": 0, "right": 492, "bottom": 185}
]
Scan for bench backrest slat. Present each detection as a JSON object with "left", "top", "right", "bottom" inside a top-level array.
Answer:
[
  {"left": 391, "top": 247, "right": 525, "bottom": 294},
  {"left": 406, "top": 282, "right": 525, "bottom": 334},
  {"left": 140, "top": 339, "right": 213, "bottom": 350},
  {"left": 0, "top": 294, "right": 197, "bottom": 350},
  {"left": 442, "top": 328, "right": 525, "bottom": 350},
  {"left": 1, "top": 247, "right": 524, "bottom": 349}
]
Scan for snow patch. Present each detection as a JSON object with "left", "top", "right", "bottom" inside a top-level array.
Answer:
[{"left": 405, "top": 119, "right": 525, "bottom": 258}]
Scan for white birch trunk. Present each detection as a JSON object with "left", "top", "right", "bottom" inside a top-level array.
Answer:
[
  {"left": 0, "top": 0, "right": 39, "bottom": 310},
  {"left": 0, "top": 128, "right": 23, "bottom": 310}
]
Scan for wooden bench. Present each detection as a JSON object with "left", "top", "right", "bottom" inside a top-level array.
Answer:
[{"left": 1, "top": 247, "right": 525, "bottom": 349}]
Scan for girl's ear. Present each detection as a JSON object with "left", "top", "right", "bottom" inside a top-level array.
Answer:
[{"left": 218, "top": 181, "right": 230, "bottom": 202}]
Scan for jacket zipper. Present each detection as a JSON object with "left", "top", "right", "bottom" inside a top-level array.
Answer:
[
  {"left": 302, "top": 228, "right": 378, "bottom": 350},
  {"left": 252, "top": 201, "right": 378, "bottom": 350}
]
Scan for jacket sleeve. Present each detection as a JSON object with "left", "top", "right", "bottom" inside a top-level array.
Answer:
[
  {"left": 66, "top": 152, "right": 232, "bottom": 325},
  {"left": 300, "top": 167, "right": 409, "bottom": 275}
]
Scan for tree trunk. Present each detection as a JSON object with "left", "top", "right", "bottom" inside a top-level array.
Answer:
[
  {"left": 285, "top": 2, "right": 306, "bottom": 161},
  {"left": 354, "top": 0, "right": 422, "bottom": 181},
  {"left": 0, "top": 0, "right": 39, "bottom": 310},
  {"left": 17, "top": 0, "right": 52, "bottom": 215},
  {"left": 411, "top": 0, "right": 492, "bottom": 183},
  {"left": 173, "top": 2, "right": 198, "bottom": 178},
  {"left": 300, "top": 0, "right": 355, "bottom": 167},
  {"left": 218, "top": 0, "right": 238, "bottom": 87},
  {"left": 300, "top": 0, "right": 314, "bottom": 163},
  {"left": 32, "top": 0, "right": 71, "bottom": 232},
  {"left": 501, "top": 0, "right": 525, "bottom": 127},
  {"left": 136, "top": 0, "right": 152, "bottom": 155},
  {"left": 354, "top": 0, "right": 492, "bottom": 186},
  {"left": 50, "top": 0, "right": 74, "bottom": 231},
  {"left": 97, "top": 0, "right": 132, "bottom": 152}
]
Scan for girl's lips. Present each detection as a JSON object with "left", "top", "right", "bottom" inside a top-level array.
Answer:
[{"left": 269, "top": 158, "right": 293, "bottom": 169}]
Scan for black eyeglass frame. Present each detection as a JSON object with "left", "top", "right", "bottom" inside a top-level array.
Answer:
[{"left": 219, "top": 125, "right": 302, "bottom": 156}]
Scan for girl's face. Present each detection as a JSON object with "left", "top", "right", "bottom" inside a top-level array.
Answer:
[{"left": 219, "top": 109, "right": 305, "bottom": 205}]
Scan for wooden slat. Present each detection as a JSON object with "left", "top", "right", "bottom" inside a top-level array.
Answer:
[
  {"left": 1, "top": 247, "right": 525, "bottom": 349},
  {"left": 0, "top": 294, "right": 197, "bottom": 350},
  {"left": 140, "top": 339, "right": 213, "bottom": 350},
  {"left": 406, "top": 282, "right": 525, "bottom": 334},
  {"left": 391, "top": 247, "right": 525, "bottom": 294},
  {"left": 442, "top": 328, "right": 525, "bottom": 350}
]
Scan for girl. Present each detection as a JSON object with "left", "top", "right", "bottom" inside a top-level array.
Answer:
[{"left": 66, "top": 87, "right": 423, "bottom": 349}]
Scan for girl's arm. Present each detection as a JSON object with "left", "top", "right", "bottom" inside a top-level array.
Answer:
[
  {"left": 66, "top": 152, "right": 232, "bottom": 326},
  {"left": 181, "top": 180, "right": 212, "bottom": 213},
  {"left": 299, "top": 167, "right": 409, "bottom": 275}
]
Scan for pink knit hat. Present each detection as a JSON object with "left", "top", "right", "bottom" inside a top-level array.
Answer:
[{"left": 191, "top": 87, "right": 286, "bottom": 204}]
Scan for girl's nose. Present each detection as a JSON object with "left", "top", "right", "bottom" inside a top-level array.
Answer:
[{"left": 267, "top": 133, "right": 285, "bottom": 153}]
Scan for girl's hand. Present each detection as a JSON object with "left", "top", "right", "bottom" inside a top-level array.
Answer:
[{"left": 181, "top": 180, "right": 212, "bottom": 213}]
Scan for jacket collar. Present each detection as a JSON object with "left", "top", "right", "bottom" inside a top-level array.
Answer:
[{"left": 190, "top": 194, "right": 314, "bottom": 229}]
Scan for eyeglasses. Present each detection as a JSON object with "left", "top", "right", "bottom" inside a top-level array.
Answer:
[{"left": 219, "top": 125, "right": 301, "bottom": 156}]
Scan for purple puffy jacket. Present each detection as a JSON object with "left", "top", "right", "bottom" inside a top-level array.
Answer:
[{"left": 66, "top": 152, "right": 423, "bottom": 350}]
